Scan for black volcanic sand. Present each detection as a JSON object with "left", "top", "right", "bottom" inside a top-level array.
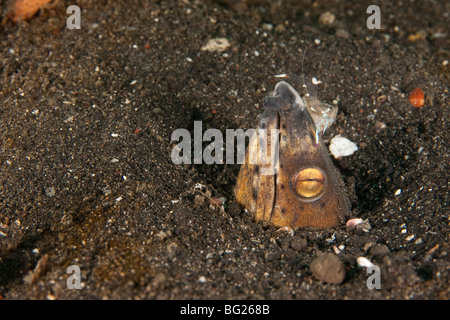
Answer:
[{"left": 0, "top": 0, "right": 448, "bottom": 299}]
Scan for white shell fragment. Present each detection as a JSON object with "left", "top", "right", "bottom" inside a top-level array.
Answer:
[
  {"left": 318, "top": 11, "right": 336, "bottom": 26},
  {"left": 356, "top": 257, "right": 374, "bottom": 268},
  {"left": 275, "top": 226, "right": 294, "bottom": 237},
  {"left": 346, "top": 218, "right": 364, "bottom": 227},
  {"left": 201, "top": 38, "right": 231, "bottom": 52},
  {"left": 329, "top": 135, "right": 358, "bottom": 158},
  {"left": 325, "top": 232, "right": 336, "bottom": 244},
  {"left": 346, "top": 218, "right": 371, "bottom": 232}
]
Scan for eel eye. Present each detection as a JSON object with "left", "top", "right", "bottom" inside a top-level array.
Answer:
[{"left": 290, "top": 167, "right": 326, "bottom": 200}]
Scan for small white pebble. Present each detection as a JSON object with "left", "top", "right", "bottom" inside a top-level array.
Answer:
[
  {"left": 186, "top": 57, "right": 193, "bottom": 62},
  {"left": 262, "top": 23, "right": 273, "bottom": 31},
  {"left": 329, "top": 135, "right": 358, "bottom": 158},
  {"left": 406, "top": 235, "right": 415, "bottom": 241},
  {"left": 443, "top": 60, "right": 448, "bottom": 66},
  {"left": 110, "top": 158, "right": 119, "bottom": 163},
  {"left": 115, "top": 196, "right": 122, "bottom": 202},
  {"left": 201, "top": 38, "right": 230, "bottom": 52},
  {"left": 111, "top": 133, "right": 119, "bottom": 137},
  {"left": 395, "top": 189, "right": 402, "bottom": 196},
  {"left": 45, "top": 187, "right": 56, "bottom": 197},
  {"left": 198, "top": 276, "right": 207, "bottom": 283},
  {"left": 64, "top": 115, "right": 74, "bottom": 123},
  {"left": 314, "top": 39, "right": 321, "bottom": 45},
  {"left": 254, "top": 50, "right": 260, "bottom": 57},
  {"left": 319, "top": 11, "right": 336, "bottom": 26},
  {"left": 357, "top": 257, "right": 374, "bottom": 268},
  {"left": 401, "top": 229, "right": 407, "bottom": 234}
]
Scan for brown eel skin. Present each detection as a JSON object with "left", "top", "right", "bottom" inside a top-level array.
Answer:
[{"left": 235, "top": 81, "right": 351, "bottom": 229}]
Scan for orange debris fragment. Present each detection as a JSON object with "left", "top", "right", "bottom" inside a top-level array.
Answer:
[
  {"left": 8, "top": 0, "right": 52, "bottom": 23},
  {"left": 408, "top": 87, "right": 425, "bottom": 108}
]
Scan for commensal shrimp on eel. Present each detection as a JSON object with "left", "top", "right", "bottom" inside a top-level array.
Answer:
[{"left": 234, "top": 73, "right": 351, "bottom": 229}]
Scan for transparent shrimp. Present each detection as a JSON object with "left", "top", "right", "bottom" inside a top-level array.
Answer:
[{"left": 274, "top": 73, "right": 338, "bottom": 145}]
